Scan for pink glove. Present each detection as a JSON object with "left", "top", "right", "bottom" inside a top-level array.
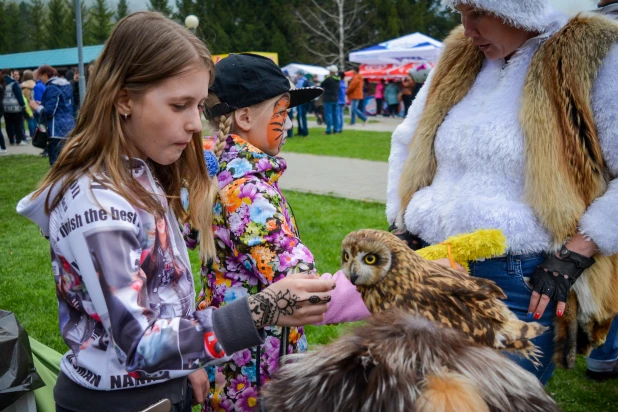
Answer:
[{"left": 315, "top": 270, "right": 371, "bottom": 325}]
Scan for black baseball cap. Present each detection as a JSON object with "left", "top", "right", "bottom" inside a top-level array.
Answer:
[{"left": 206, "top": 53, "right": 323, "bottom": 118}]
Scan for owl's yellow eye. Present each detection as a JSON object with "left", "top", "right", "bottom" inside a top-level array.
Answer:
[
  {"left": 343, "top": 252, "right": 350, "bottom": 262},
  {"left": 364, "top": 254, "right": 377, "bottom": 265}
]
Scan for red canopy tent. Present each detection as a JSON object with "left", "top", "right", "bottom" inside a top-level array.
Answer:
[{"left": 345, "top": 62, "right": 433, "bottom": 81}]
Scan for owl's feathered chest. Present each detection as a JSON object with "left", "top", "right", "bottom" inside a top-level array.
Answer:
[{"left": 359, "top": 275, "right": 415, "bottom": 313}]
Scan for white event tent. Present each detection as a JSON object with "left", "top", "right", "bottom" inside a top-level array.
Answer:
[
  {"left": 280, "top": 63, "right": 330, "bottom": 81},
  {"left": 349, "top": 32, "right": 443, "bottom": 65}
]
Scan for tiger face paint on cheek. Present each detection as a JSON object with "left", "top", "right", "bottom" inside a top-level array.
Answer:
[{"left": 267, "top": 95, "right": 290, "bottom": 150}]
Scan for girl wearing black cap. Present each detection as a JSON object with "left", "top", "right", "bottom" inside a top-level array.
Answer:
[
  {"left": 16, "top": 16, "right": 333, "bottom": 412},
  {"left": 199, "top": 53, "right": 335, "bottom": 410}
]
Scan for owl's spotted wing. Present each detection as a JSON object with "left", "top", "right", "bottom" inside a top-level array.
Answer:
[{"left": 394, "top": 261, "right": 510, "bottom": 345}]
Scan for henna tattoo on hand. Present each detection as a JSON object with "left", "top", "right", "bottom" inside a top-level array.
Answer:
[
  {"left": 306, "top": 295, "right": 331, "bottom": 304},
  {"left": 248, "top": 289, "right": 302, "bottom": 329}
]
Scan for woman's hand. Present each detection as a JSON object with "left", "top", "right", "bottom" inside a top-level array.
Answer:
[
  {"left": 248, "top": 272, "right": 335, "bottom": 329},
  {"left": 528, "top": 233, "right": 598, "bottom": 319},
  {"left": 188, "top": 368, "right": 210, "bottom": 406},
  {"left": 433, "top": 258, "right": 467, "bottom": 273},
  {"left": 28, "top": 99, "right": 39, "bottom": 110}
]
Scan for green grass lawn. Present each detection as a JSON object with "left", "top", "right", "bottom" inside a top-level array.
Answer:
[
  {"left": 1, "top": 155, "right": 617, "bottom": 410},
  {"left": 282, "top": 128, "right": 391, "bottom": 162}
]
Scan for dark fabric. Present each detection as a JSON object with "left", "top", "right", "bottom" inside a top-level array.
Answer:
[
  {"left": 208, "top": 53, "right": 322, "bottom": 114},
  {"left": 48, "top": 137, "right": 65, "bottom": 166},
  {"left": 402, "top": 94, "right": 413, "bottom": 116},
  {"left": 531, "top": 266, "right": 571, "bottom": 302},
  {"left": 32, "top": 125, "right": 49, "bottom": 149},
  {"left": 4, "top": 112, "right": 24, "bottom": 144},
  {"left": 412, "top": 82, "right": 423, "bottom": 100},
  {"left": 531, "top": 252, "right": 594, "bottom": 302},
  {"left": 320, "top": 76, "right": 340, "bottom": 103},
  {"left": 0, "top": 86, "right": 5, "bottom": 148},
  {"left": 0, "top": 84, "right": 4, "bottom": 117},
  {"left": 297, "top": 103, "right": 308, "bottom": 136},
  {"left": 376, "top": 98, "right": 384, "bottom": 115},
  {"left": 211, "top": 297, "right": 265, "bottom": 355},
  {"left": 70, "top": 79, "right": 80, "bottom": 109},
  {"left": 54, "top": 371, "right": 188, "bottom": 412}
]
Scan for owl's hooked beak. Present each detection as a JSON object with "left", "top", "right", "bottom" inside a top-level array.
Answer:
[{"left": 349, "top": 273, "right": 359, "bottom": 285}]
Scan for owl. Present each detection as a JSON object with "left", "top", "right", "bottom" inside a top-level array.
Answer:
[
  {"left": 262, "top": 311, "right": 559, "bottom": 412},
  {"left": 340, "top": 229, "right": 547, "bottom": 362}
]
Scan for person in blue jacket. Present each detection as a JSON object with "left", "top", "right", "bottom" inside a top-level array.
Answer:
[
  {"left": 337, "top": 71, "right": 347, "bottom": 134},
  {"left": 29, "top": 65, "right": 75, "bottom": 166},
  {"left": 33, "top": 69, "right": 47, "bottom": 102}
]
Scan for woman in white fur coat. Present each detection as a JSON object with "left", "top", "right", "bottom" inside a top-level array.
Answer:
[{"left": 387, "top": 0, "right": 618, "bottom": 384}]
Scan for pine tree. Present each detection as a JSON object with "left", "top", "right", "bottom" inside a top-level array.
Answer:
[
  {"left": 30, "top": 0, "right": 47, "bottom": 51},
  {"left": 115, "top": 0, "right": 129, "bottom": 22},
  {"left": 5, "top": 2, "right": 26, "bottom": 53},
  {"left": 0, "top": 0, "right": 8, "bottom": 53},
  {"left": 45, "top": 0, "right": 70, "bottom": 49},
  {"left": 90, "top": 0, "right": 113, "bottom": 43},
  {"left": 18, "top": 1, "right": 33, "bottom": 51},
  {"left": 148, "top": 0, "right": 172, "bottom": 19},
  {"left": 66, "top": 0, "right": 92, "bottom": 46}
]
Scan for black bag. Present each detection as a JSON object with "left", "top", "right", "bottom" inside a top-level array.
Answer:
[
  {"left": 32, "top": 124, "right": 49, "bottom": 149},
  {"left": 0, "top": 311, "right": 45, "bottom": 410}
]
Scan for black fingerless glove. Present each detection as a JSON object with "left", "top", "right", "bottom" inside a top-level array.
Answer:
[
  {"left": 531, "top": 246, "right": 595, "bottom": 302},
  {"left": 389, "top": 223, "right": 423, "bottom": 251}
]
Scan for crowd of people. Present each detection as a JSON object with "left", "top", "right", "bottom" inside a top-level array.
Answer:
[
  {"left": 6, "top": 0, "right": 618, "bottom": 411},
  {"left": 282, "top": 65, "right": 424, "bottom": 138},
  {"left": 1, "top": 65, "right": 90, "bottom": 164}
]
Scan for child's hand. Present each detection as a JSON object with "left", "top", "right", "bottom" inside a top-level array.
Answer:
[
  {"left": 188, "top": 368, "right": 210, "bottom": 405},
  {"left": 248, "top": 272, "right": 335, "bottom": 329}
]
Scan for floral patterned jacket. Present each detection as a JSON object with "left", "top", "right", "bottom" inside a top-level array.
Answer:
[{"left": 199, "top": 134, "right": 314, "bottom": 411}]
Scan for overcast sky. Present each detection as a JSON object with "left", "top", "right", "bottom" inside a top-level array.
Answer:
[
  {"left": 121, "top": 0, "right": 600, "bottom": 19},
  {"left": 123, "top": 0, "right": 156, "bottom": 13}
]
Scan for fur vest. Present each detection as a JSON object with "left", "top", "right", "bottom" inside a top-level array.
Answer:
[{"left": 397, "top": 14, "right": 618, "bottom": 368}]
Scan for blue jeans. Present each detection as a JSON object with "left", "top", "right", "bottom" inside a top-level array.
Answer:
[
  {"left": 287, "top": 109, "right": 294, "bottom": 138},
  {"left": 350, "top": 99, "right": 366, "bottom": 125},
  {"left": 27, "top": 117, "right": 36, "bottom": 137},
  {"left": 587, "top": 315, "right": 618, "bottom": 372},
  {"left": 335, "top": 104, "right": 343, "bottom": 133},
  {"left": 49, "top": 137, "right": 66, "bottom": 166},
  {"left": 297, "top": 103, "right": 308, "bottom": 136},
  {"left": 469, "top": 253, "right": 555, "bottom": 385},
  {"left": 324, "top": 102, "right": 337, "bottom": 134}
]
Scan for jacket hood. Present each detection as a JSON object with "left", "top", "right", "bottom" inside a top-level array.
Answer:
[
  {"left": 47, "top": 76, "right": 71, "bottom": 87},
  {"left": 213, "top": 134, "right": 287, "bottom": 190},
  {"left": 17, "top": 182, "right": 64, "bottom": 238},
  {"left": 21, "top": 80, "right": 35, "bottom": 89}
]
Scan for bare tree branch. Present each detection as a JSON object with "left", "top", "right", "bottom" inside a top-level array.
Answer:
[
  {"left": 294, "top": 10, "right": 338, "bottom": 46},
  {"left": 310, "top": 0, "right": 337, "bottom": 20},
  {"left": 295, "top": 0, "right": 371, "bottom": 69}
]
